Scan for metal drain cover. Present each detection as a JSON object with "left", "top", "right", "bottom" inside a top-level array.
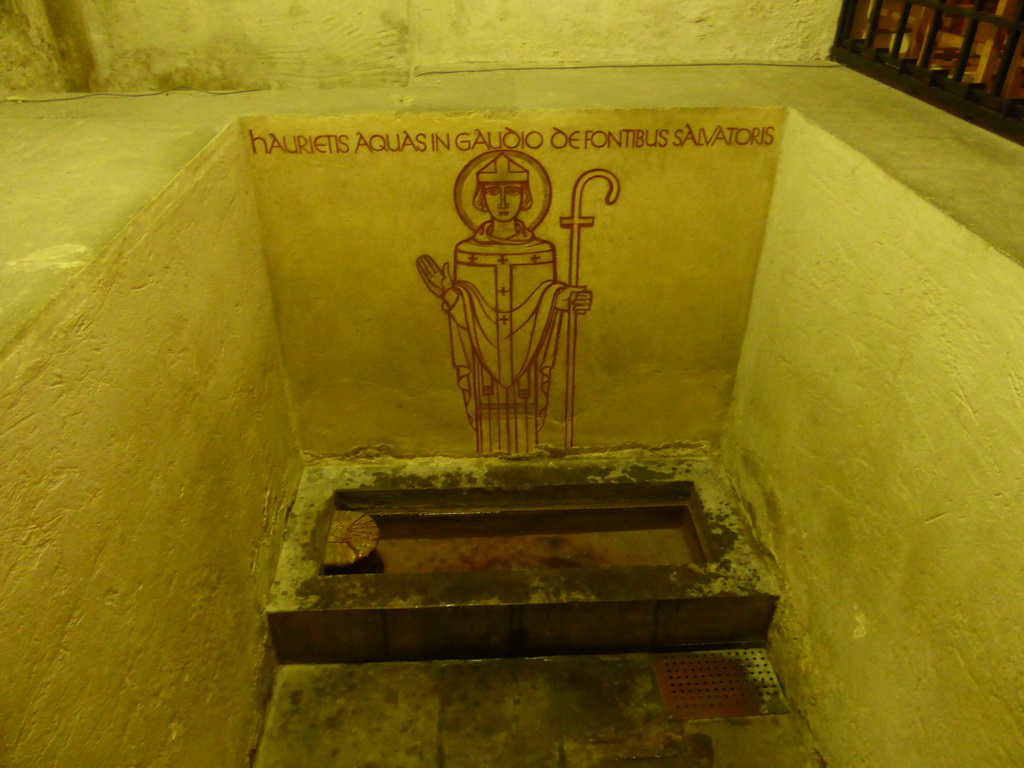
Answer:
[{"left": 653, "top": 648, "right": 788, "bottom": 720}]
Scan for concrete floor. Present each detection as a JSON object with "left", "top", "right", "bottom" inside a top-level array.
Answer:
[{"left": 255, "top": 653, "right": 825, "bottom": 768}]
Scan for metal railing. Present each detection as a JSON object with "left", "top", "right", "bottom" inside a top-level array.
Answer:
[{"left": 834, "top": 0, "right": 1024, "bottom": 142}]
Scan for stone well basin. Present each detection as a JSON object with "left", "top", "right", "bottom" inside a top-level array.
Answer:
[{"left": 267, "top": 450, "right": 778, "bottom": 663}]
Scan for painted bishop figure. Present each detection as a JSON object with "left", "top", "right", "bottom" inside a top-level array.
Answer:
[{"left": 416, "top": 151, "right": 592, "bottom": 454}]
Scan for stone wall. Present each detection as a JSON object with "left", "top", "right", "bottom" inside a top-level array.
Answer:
[
  {"left": 0, "top": 0, "right": 64, "bottom": 91},
  {"left": 0, "top": 128, "right": 301, "bottom": 767},
  {"left": 414, "top": 0, "right": 840, "bottom": 74},
  {"left": 725, "top": 111, "right": 1024, "bottom": 766},
  {"left": 2, "top": 0, "right": 842, "bottom": 92}
]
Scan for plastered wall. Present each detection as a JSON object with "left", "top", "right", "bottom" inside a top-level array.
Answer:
[
  {"left": 75, "top": 0, "right": 410, "bottom": 91},
  {"left": 0, "top": 129, "right": 301, "bottom": 767},
  {"left": 725, "top": 112, "right": 1024, "bottom": 766},
  {"left": 415, "top": 0, "right": 840, "bottom": 74},
  {"left": 246, "top": 108, "right": 782, "bottom": 456},
  {"left": 0, "top": 0, "right": 63, "bottom": 91},
  {"left": 2, "top": 0, "right": 842, "bottom": 92}
]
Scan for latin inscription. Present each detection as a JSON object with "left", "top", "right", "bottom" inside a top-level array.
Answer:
[{"left": 248, "top": 124, "right": 776, "bottom": 156}]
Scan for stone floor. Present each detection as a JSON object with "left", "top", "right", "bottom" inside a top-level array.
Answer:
[{"left": 255, "top": 653, "right": 825, "bottom": 768}]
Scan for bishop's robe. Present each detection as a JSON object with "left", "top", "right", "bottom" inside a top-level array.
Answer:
[{"left": 441, "top": 220, "right": 566, "bottom": 453}]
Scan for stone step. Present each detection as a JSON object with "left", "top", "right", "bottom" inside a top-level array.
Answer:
[{"left": 255, "top": 653, "right": 821, "bottom": 768}]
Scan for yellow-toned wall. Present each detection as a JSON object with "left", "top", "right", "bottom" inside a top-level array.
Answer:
[
  {"left": 246, "top": 109, "right": 782, "bottom": 456},
  {"left": 415, "top": 0, "right": 840, "bottom": 74},
  {"left": 0, "top": 0, "right": 63, "bottom": 91},
  {"left": 2, "top": 0, "right": 842, "bottom": 92},
  {"left": 725, "top": 112, "right": 1024, "bottom": 766},
  {"left": 0, "top": 130, "right": 301, "bottom": 767}
]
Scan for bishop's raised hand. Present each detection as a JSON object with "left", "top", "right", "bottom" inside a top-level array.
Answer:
[{"left": 416, "top": 254, "right": 453, "bottom": 298}]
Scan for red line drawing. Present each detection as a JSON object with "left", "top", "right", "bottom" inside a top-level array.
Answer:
[
  {"left": 559, "top": 169, "right": 620, "bottom": 448},
  {"left": 417, "top": 150, "right": 620, "bottom": 454}
]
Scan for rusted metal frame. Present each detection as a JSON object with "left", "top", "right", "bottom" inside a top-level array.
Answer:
[
  {"left": 832, "top": 0, "right": 1024, "bottom": 141},
  {"left": 835, "top": 0, "right": 864, "bottom": 47},
  {"left": 832, "top": 46, "right": 1024, "bottom": 143},
  {"left": 889, "top": 2, "right": 916, "bottom": 59},
  {"left": 952, "top": 0, "right": 988, "bottom": 82},
  {"left": 865, "top": 0, "right": 888, "bottom": 48},
  {"left": 909, "top": 0, "right": 1023, "bottom": 28},
  {"left": 918, "top": 1, "right": 947, "bottom": 69},
  {"left": 992, "top": 3, "right": 1024, "bottom": 96}
]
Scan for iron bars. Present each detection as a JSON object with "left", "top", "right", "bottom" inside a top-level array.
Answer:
[{"left": 834, "top": 0, "right": 1024, "bottom": 142}]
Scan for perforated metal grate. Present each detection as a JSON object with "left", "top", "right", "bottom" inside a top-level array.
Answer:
[{"left": 653, "top": 648, "right": 788, "bottom": 720}]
